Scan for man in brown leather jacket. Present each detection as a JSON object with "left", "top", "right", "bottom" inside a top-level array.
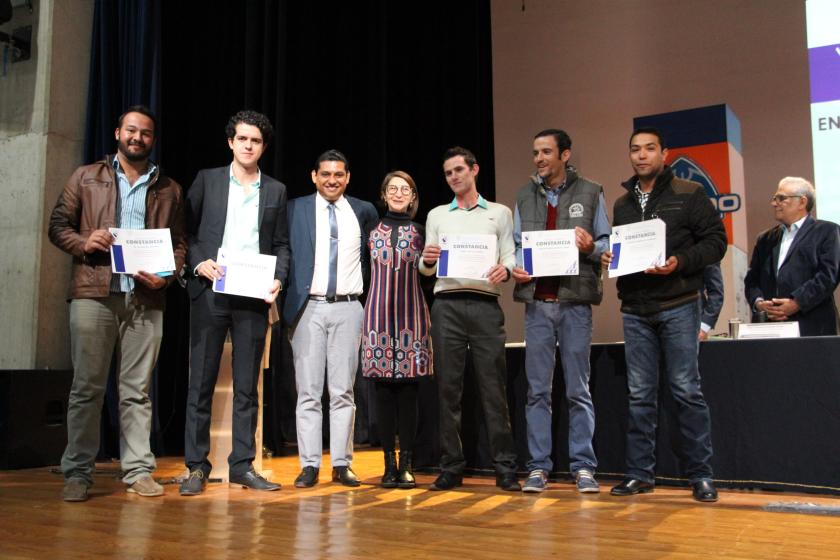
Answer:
[{"left": 48, "top": 105, "right": 186, "bottom": 502}]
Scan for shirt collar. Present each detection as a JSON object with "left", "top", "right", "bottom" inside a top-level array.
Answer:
[
  {"left": 113, "top": 156, "right": 156, "bottom": 180},
  {"left": 448, "top": 194, "right": 488, "bottom": 211},
  {"left": 785, "top": 215, "right": 807, "bottom": 233},
  {"left": 229, "top": 165, "right": 261, "bottom": 189},
  {"left": 316, "top": 192, "right": 345, "bottom": 208}
]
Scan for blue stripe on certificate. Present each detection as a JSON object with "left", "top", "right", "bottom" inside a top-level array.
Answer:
[
  {"left": 609, "top": 243, "right": 621, "bottom": 269},
  {"left": 112, "top": 245, "right": 126, "bottom": 273}
]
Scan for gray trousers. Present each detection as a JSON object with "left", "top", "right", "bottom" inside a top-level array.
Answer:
[
  {"left": 61, "top": 295, "right": 162, "bottom": 485},
  {"left": 290, "top": 299, "right": 364, "bottom": 468}
]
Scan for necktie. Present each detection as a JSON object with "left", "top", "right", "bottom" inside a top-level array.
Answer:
[{"left": 327, "top": 203, "right": 338, "bottom": 298}]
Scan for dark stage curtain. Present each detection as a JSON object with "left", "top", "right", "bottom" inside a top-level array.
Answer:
[
  {"left": 83, "top": 0, "right": 162, "bottom": 164},
  {"left": 152, "top": 0, "right": 496, "bottom": 455}
]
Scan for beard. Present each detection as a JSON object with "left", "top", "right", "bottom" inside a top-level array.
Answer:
[{"left": 118, "top": 139, "right": 152, "bottom": 162}]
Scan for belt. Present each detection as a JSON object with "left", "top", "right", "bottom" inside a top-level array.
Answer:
[
  {"left": 308, "top": 294, "right": 359, "bottom": 303},
  {"left": 534, "top": 297, "right": 560, "bottom": 303}
]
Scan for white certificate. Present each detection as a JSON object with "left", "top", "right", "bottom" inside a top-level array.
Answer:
[
  {"left": 212, "top": 249, "right": 277, "bottom": 300},
  {"left": 109, "top": 228, "right": 176, "bottom": 275},
  {"left": 521, "top": 229, "right": 578, "bottom": 277},
  {"left": 608, "top": 219, "right": 666, "bottom": 278},
  {"left": 437, "top": 233, "right": 497, "bottom": 280}
]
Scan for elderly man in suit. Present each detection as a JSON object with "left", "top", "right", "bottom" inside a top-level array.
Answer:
[
  {"left": 180, "top": 110, "right": 290, "bottom": 495},
  {"left": 284, "top": 149, "right": 378, "bottom": 488},
  {"left": 745, "top": 177, "right": 840, "bottom": 337}
]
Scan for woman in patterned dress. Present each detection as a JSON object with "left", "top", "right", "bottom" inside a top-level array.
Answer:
[{"left": 362, "top": 170, "right": 432, "bottom": 489}]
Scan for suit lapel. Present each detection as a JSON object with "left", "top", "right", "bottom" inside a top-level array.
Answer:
[
  {"left": 304, "top": 194, "right": 316, "bottom": 252},
  {"left": 771, "top": 226, "right": 783, "bottom": 275},
  {"left": 778, "top": 216, "right": 814, "bottom": 273},
  {"left": 216, "top": 167, "right": 231, "bottom": 243},
  {"left": 258, "top": 180, "right": 266, "bottom": 228}
]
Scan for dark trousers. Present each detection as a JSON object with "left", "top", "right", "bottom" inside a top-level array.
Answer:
[
  {"left": 374, "top": 382, "right": 419, "bottom": 453},
  {"left": 431, "top": 293, "right": 517, "bottom": 475},
  {"left": 184, "top": 288, "right": 268, "bottom": 477}
]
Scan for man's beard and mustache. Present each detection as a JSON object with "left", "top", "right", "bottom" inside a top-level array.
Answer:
[{"left": 118, "top": 139, "right": 152, "bottom": 162}]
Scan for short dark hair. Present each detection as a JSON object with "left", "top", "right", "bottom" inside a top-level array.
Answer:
[
  {"left": 629, "top": 126, "right": 666, "bottom": 149},
  {"left": 118, "top": 105, "right": 157, "bottom": 133},
  {"left": 442, "top": 146, "right": 477, "bottom": 167},
  {"left": 314, "top": 149, "right": 350, "bottom": 172},
  {"left": 534, "top": 129, "right": 572, "bottom": 152},
  {"left": 225, "top": 110, "right": 274, "bottom": 146}
]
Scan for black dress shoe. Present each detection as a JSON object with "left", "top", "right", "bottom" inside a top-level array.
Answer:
[
  {"left": 294, "top": 466, "right": 319, "bottom": 488},
  {"left": 610, "top": 478, "right": 654, "bottom": 496},
  {"left": 332, "top": 466, "right": 361, "bottom": 487},
  {"left": 496, "top": 473, "right": 522, "bottom": 492},
  {"left": 691, "top": 479, "right": 718, "bottom": 502},
  {"left": 430, "top": 471, "right": 463, "bottom": 491},
  {"left": 179, "top": 470, "right": 207, "bottom": 496},
  {"left": 230, "top": 469, "right": 281, "bottom": 491}
]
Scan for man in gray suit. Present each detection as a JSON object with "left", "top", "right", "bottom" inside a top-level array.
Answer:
[{"left": 284, "top": 150, "right": 378, "bottom": 488}]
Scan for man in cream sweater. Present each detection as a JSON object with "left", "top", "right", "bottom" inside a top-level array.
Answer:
[{"left": 420, "top": 146, "right": 520, "bottom": 492}]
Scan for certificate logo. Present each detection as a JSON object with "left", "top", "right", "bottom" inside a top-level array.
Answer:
[
  {"left": 671, "top": 155, "right": 741, "bottom": 217},
  {"left": 569, "top": 203, "right": 584, "bottom": 218}
]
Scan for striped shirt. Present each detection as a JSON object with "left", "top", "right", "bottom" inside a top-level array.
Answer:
[{"left": 110, "top": 158, "right": 156, "bottom": 293}]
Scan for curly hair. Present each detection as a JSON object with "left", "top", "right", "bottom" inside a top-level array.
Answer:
[{"left": 225, "top": 110, "right": 274, "bottom": 146}]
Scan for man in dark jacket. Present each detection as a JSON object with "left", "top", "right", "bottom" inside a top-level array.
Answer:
[
  {"left": 48, "top": 106, "right": 186, "bottom": 502},
  {"left": 180, "top": 110, "right": 289, "bottom": 495},
  {"left": 744, "top": 177, "right": 840, "bottom": 336},
  {"left": 602, "top": 127, "right": 726, "bottom": 502}
]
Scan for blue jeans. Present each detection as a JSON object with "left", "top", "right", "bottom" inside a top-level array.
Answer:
[
  {"left": 622, "top": 301, "right": 713, "bottom": 484},
  {"left": 524, "top": 302, "right": 596, "bottom": 474}
]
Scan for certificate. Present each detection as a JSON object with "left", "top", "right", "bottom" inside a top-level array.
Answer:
[
  {"left": 213, "top": 249, "right": 277, "bottom": 299},
  {"left": 608, "top": 219, "right": 666, "bottom": 278},
  {"left": 437, "top": 233, "right": 497, "bottom": 280},
  {"left": 521, "top": 229, "right": 578, "bottom": 277},
  {"left": 109, "top": 228, "right": 176, "bottom": 275}
]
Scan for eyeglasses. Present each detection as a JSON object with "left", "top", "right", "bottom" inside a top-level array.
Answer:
[
  {"left": 771, "top": 194, "right": 803, "bottom": 203},
  {"left": 386, "top": 184, "right": 413, "bottom": 195}
]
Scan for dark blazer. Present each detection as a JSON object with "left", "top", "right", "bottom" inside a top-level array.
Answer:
[
  {"left": 700, "top": 263, "right": 724, "bottom": 329},
  {"left": 282, "top": 193, "right": 379, "bottom": 328},
  {"left": 185, "top": 166, "right": 290, "bottom": 300},
  {"left": 744, "top": 215, "right": 840, "bottom": 336}
]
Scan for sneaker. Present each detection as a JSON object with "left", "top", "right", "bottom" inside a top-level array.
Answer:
[
  {"left": 522, "top": 470, "right": 548, "bottom": 493},
  {"left": 127, "top": 474, "right": 164, "bottom": 497},
  {"left": 62, "top": 478, "right": 89, "bottom": 502},
  {"left": 179, "top": 469, "right": 207, "bottom": 496},
  {"left": 575, "top": 469, "right": 600, "bottom": 493}
]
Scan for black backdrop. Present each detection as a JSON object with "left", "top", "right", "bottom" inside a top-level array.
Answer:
[{"left": 98, "top": 0, "right": 498, "bottom": 456}]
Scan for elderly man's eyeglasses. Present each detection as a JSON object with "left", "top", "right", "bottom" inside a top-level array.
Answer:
[
  {"left": 387, "top": 184, "right": 413, "bottom": 195},
  {"left": 771, "top": 194, "right": 803, "bottom": 203}
]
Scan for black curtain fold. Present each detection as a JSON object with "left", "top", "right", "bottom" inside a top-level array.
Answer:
[{"left": 84, "top": 0, "right": 162, "bottom": 164}]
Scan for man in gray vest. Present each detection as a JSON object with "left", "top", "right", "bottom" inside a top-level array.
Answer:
[{"left": 511, "top": 129, "right": 610, "bottom": 493}]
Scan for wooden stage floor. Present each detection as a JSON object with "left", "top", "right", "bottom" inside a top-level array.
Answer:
[{"left": 2, "top": 449, "right": 840, "bottom": 559}]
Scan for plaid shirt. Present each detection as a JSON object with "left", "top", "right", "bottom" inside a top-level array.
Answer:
[{"left": 634, "top": 181, "right": 651, "bottom": 213}]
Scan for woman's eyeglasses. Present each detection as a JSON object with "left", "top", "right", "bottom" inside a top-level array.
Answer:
[{"left": 386, "top": 185, "right": 413, "bottom": 195}]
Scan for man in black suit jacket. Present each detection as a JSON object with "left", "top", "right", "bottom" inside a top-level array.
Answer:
[
  {"left": 745, "top": 177, "right": 840, "bottom": 337},
  {"left": 180, "top": 110, "right": 290, "bottom": 495},
  {"left": 283, "top": 150, "right": 378, "bottom": 488}
]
